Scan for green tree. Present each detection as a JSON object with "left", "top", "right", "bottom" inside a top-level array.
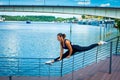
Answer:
[
  {"left": 82, "top": 15, "right": 85, "bottom": 19},
  {"left": 117, "top": 20, "right": 120, "bottom": 33},
  {"left": 56, "top": 17, "right": 64, "bottom": 22},
  {"left": 1, "top": 15, "right": 78, "bottom": 22},
  {"left": 115, "top": 19, "right": 120, "bottom": 35}
]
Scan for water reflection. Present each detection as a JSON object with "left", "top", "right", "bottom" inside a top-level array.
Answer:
[{"left": 1, "top": 30, "right": 19, "bottom": 57}]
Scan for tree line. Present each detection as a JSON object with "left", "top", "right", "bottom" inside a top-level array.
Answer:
[{"left": 1, "top": 15, "right": 77, "bottom": 22}]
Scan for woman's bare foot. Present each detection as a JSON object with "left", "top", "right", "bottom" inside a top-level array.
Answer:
[
  {"left": 98, "top": 41, "right": 107, "bottom": 45},
  {"left": 45, "top": 60, "right": 54, "bottom": 65}
]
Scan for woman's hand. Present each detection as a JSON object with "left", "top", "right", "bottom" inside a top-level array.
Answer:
[
  {"left": 66, "top": 55, "right": 71, "bottom": 58},
  {"left": 58, "top": 58, "right": 62, "bottom": 60}
]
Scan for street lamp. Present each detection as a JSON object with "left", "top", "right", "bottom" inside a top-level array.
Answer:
[
  {"left": 44, "top": 0, "right": 45, "bottom": 5},
  {"left": 9, "top": 0, "right": 10, "bottom": 5},
  {"left": 70, "top": 21, "right": 72, "bottom": 41}
]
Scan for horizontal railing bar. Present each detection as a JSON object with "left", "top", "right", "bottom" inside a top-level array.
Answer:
[
  {"left": 0, "top": 57, "right": 54, "bottom": 59},
  {"left": 106, "top": 36, "right": 120, "bottom": 42}
]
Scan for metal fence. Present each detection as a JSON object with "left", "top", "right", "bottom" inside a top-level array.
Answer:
[{"left": 0, "top": 36, "right": 120, "bottom": 79}]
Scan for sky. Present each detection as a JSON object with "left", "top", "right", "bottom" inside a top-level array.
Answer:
[
  {"left": 0, "top": 0, "right": 120, "bottom": 7},
  {"left": 0, "top": 0, "right": 120, "bottom": 17}
]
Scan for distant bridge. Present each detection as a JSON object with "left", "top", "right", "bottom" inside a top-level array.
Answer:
[{"left": 0, "top": 5, "right": 120, "bottom": 18}]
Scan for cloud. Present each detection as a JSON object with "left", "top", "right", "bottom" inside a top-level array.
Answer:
[
  {"left": 77, "top": 0, "right": 90, "bottom": 5},
  {"left": 35, "top": 0, "right": 42, "bottom": 1},
  {"left": 100, "top": 3, "right": 110, "bottom": 7},
  {"left": 74, "top": 0, "right": 80, "bottom": 1},
  {"left": 0, "top": 2, "right": 3, "bottom": 5}
]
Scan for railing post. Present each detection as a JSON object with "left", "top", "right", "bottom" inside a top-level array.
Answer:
[
  {"left": 82, "top": 52, "right": 85, "bottom": 67},
  {"left": 17, "top": 58, "right": 19, "bottom": 74},
  {"left": 115, "top": 36, "right": 119, "bottom": 55},
  {"left": 96, "top": 47, "right": 99, "bottom": 63},
  {"left": 109, "top": 42, "right": 113, "bottom": 74},
  {"left": 9, "top": 76, "right": 12, "bottom": 80},
  {"left": 61, "top": 60, "right": 63, "bottom": 77},
  {"left": 39, "top": 58, "right": 41, "bottom": 76},
  {"left": 48, "top": 65, "right": 50, "bottom": 80},
  {"left": 72, "top": 55, "right": 74, "bottom": 80}
]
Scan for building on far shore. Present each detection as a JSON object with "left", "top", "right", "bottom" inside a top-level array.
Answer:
[{"left": 0, "top": 16, "right": 5, "bottom": 21}]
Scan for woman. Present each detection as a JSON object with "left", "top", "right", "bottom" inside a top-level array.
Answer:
[{"left": 45, "top": 33, "right": 107, "bottom": 64}]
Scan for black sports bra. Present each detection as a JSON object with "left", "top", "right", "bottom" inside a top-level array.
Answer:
[{"left": 62, "top": 39, "right": 71, "bottom": 49}]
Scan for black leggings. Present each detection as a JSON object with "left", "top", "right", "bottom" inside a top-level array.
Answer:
[{"left": 54, "top": 43, "right": 98, "bottom": 62}]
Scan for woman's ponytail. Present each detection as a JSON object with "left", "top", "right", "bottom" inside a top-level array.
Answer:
[
  {"left": 62, "top": 34, "right": 66, "bottom": 39},
  {"left": 57, "top": 33, "right": 66, "bottom": 39}
]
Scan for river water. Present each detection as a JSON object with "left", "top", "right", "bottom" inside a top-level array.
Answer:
[
  {"left": 0, "top": 21, "right": 106, "bottom": 58},
  {"left": 0, "top": 21, "right": 118, "bottom": 76}
]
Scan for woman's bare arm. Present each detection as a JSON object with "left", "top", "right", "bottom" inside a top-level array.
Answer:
[
  {"left": 58, "top": 43, "right": 64, "bottom": 60},
  {"left": 66, "top": 40, "right": 73, "bottom": 58}
]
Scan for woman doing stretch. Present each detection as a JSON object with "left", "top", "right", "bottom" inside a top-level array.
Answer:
[{"left": 45, "top": 33, "right": 107, "bottom": 64}]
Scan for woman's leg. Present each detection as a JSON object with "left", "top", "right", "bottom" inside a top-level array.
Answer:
[
  {"left": 73, "top": 43, "right": 99, "bottom": 52},
  {"left": 81, "top": 43, "right": 99, "bottom": 51},
  {"left": 45, "top": 43, "right": 99, "bottom": 64},
  {"left": 49, "top": 43, "right": 98, "bottom": 63},
  {"left": 54, "top": 51, "right": 69, "bottom": 62},
  {"left": 54, "top": 50, "right": 77, "bottom": 62}
]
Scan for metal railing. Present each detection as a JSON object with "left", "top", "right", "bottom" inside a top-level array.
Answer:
[
  {"left": 0, "top": 57, "right": 61, "bottom": 76},
  {"left": 0, "top": 36, "right": 120, "bottom": 80}
]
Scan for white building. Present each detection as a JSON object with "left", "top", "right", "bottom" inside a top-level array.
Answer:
[{"left": 0, "top": 16, "right": 5, "bottom": 21}]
